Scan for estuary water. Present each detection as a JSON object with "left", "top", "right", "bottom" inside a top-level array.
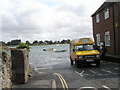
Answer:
[{"left": 29, "top": 44, "right": 70, "bottom": 68}]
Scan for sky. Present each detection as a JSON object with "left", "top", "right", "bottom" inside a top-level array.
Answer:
[{"left": 0, "top": 0, "right": 106, "bottom": 42}]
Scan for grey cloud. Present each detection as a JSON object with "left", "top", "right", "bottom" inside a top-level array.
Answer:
[
  {"left": 1, "top": 0, "right": 97, "bottom": 42},
  {"left": 56, "top": 3, "right": 87, "bottom": 16}
]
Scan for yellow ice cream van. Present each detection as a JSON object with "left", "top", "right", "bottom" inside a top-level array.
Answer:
[{"left": 70, "top": 38, "right": 101, "bottom": 67}]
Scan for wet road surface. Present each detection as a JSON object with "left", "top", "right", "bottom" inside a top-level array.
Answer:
[
  {"left": 29, "top": 45, "right": 120, "bottom": 89},
  {"left": 35, "top": 61, "right": 120, "bottom": 89}
]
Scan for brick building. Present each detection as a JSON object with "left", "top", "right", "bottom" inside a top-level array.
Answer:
[{"left": 91, "top": 2, "right": 120, "bottom": 60}]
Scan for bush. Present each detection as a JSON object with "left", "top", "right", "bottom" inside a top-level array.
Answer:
[{"left": 16, "top": 43, "right": 30, "bottom": 51}]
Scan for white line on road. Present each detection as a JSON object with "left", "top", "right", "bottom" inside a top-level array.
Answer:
[
  {"left": 114, "top": 68, "right": 118, "bottom": 70},
  {"left": 112, "top": 73, "right": 117, "bottom": 75},
  {"left": 102, "top": 69, "right": 113, "bottom": 74},
  {"left": 89, "top": 70, "right": 96, "bottom": 74},
  {"left": 84, "top": 74, "right": 89, "bottom": 76},
  {"left": 34, "top": 68, "right": 47, "bottom": 74},
  {"left": 37, "top": 68, "right": 47, "bottom": 70},
  {"left": 102, "top": 69, "right": 117, "bottom": 75},
  {"left": 97, "top": 74, "right": 102, "bottom": 76},
  {"left": 75, "top": 71, "right": 84, "bottom": 77},
  {"left": 102, "top": 85, "right": 111, "bottom": 90}
]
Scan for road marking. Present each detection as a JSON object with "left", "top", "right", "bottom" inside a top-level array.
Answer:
[
  {"left": 75, "top": 71, "right": 84, "bottom": 77},
  {"left": 34, "top": 68, "right": 47, "bottom": 74},
  {"left": 59, "top": 74, "right": 68, "bottom": 90},
  {"left": 102, "top": 69, "right": 113, "bottom": 74},
  {"left": 102, "top": 69, "right": 118, "bottom": 75},
  {"left": 54, "top": 73, "right": 65, "bottom": 89},
  {"left": 114, "top": 68, "right": 118, "bottom": 70},
  {"left": 89, "top": 70, "right": 96, "bottom": 74},
  {"left": 54, "top": 73, "right": 68, "bottom": 90},
  {"left": 84, "top": 74, "right": 89, "bottom": 76},
  {"left": 112, "top": 73, "right": 117, "bottom": 75},
  {"left": 98, "top": 74, "right": 102, "bottom": 76},
  {"left": 102, "top": 85, "right": 111, "bottom": 90},
  {"left": 37, "top": 67, "right": 47, "bottom": 70}
]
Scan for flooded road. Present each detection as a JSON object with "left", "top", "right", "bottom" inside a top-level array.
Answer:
[
  {"left": 29, "top": 44, "right": 70, "bottom": 68},
  {"left": 29, "top": 44, "right": 120, "bottom": 89}
]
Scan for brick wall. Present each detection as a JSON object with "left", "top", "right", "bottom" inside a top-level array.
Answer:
[
  {"left": 92, "top": 4, "right": 115, "bottom": 55},
  {"left": 92, "top": 2, "right": 120, "bottom": 56}
]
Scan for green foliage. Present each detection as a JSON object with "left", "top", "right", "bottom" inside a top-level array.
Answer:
[
  {"left": 33, "top": 40, "right": 39, "bottom": 45},
  {"left": 4, "top": 39, "right": 71, "bottom": 46},
  {"left": 16, "top": 43, "right": 30, "bottom": 50},
  {"left": 7, "top": 39, "right": 21, "bottom": 45}
]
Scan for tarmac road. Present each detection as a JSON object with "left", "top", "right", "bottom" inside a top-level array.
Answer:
[
  {"left": 14, "top": 60, "right": 120, "bottom": 89},
  {"left": 36, "top": 61, "right": 120, "bottom": 90}
]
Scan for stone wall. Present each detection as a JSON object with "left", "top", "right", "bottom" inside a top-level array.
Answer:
[
  {"left": 0, "top": 42, "right": 31, "bottom": 89},
  {"left": 0, "top": 47, "right": 12, "bottom": 89},
  {"left": 11, "top": 49, "right": 31, "bottom": 84}
]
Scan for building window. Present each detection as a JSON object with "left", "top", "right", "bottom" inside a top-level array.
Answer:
[
  {"left": 96, "top": 33, "right": 100, "bottom": 46},
  {"left": 96, "top": 14, "right": 100, "bottom": 23},
  {"left": 105, "top": 31, "right": 110, "bottom": 46},
  {"left": 104, "top": 8, "right": 109, "bottom": 19}
]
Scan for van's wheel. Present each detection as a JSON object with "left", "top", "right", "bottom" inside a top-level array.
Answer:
[
  {"left": 96, "top": 61, "right": 100, "bottom": 67},
  {"left": 75, "top": 60, "right": 79, "bottom": 67}
]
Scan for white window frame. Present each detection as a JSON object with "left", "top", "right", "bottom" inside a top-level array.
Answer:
[
  {"left": 105, "top": 31, "right": 110, "bottom": 46},
  {"left": 96, "top": 14, "right": 100, "bottom": 23},
  {"left": 104, "top": 8, "right": 109, "bottom": 19},
  {"left": 96, "top": 33, "right": 100, "bottom": 46}
]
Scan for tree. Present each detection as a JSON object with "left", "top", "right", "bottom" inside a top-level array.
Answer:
[
  {"left": 7, "top": 42, "right": 11, "bottom": 45},
  {"left": 39, "top": 40, "right": 44, "bottom": 45},
  {"left": 61, "top": 39, "right": 66, "bottom": 44},
  {"left": 54, "top": 41, "right": 60, "bottom": 44},
  {"left": 67, "top": 39, "right": 70, "bottom": 44},
  {"left": 16, "top": 43, "right": 30, "bottom": 51},
  {"left": 44, "top": 40, "right": 49, "bottom": 44},
  {"left": 60, "top": 39, "right": 70, "bottom": 44},
  {"left": 33, "top": 40, "right": 39, "bottom": 45},
  {"left": 0, "top": 41, "right": 6, "bottom": 46},
  {"left": 6, "top": 39, "right": 21, "bottom": 45},
  {"left": 48, "top": 40, "right": 53, "bottom": 44},
  {"left": 25, "top": 41, "right": 31, "bottom": 45}
]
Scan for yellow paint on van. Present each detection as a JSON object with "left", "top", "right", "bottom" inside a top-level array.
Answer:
[
  {"left": 72, "top": 38, "right": 94, "bottom": 45},
  {"left": 75, "top": 50, "right": 100, "bottom": 56}
]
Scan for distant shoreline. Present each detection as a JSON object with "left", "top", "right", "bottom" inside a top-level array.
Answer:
[{"left": 5, "top": 43, "right": 69, "bottom": 47}]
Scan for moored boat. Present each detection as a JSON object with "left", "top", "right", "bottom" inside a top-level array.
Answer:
[{"left": 55, "top": 50, "right": 67, "bottom": 52}]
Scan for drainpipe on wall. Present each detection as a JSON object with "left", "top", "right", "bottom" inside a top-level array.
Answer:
[{"left": 112, "top": 3, "right": 116, "bottom": 55}]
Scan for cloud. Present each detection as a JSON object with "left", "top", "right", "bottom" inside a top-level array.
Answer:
[{"left": 0, "top": 0, "right": 105, "bottom": 42}]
